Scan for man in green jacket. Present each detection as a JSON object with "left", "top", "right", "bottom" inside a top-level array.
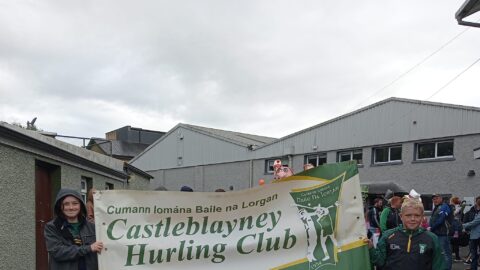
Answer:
[
  {"left": 379, "top": 196, "right": 402, "bottom": 233},
  {"left": 367, "top": 198, "right": 446, "bottom": 270}
]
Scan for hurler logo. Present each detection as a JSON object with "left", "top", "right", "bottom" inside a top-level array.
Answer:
[{"left": 289, "top": 177, "right": 343, "bottom": 270}]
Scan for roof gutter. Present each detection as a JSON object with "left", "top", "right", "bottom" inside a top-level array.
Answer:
[
  {"left": 0, "top": 125, "right": 128, "bottom": 180},
  {"left": 125, "top": 163, "right": 154, "bottom": 179}
]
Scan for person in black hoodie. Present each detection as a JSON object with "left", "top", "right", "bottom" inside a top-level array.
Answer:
[
  {"left": 463, "top": 196, "right": 480, "bottom": 268},
  {"left": 367, "top": 198, "right": 383, "bottom": 235},
  {"left": 429, "top": 194, "right": 452, "bottom": 270},
  {"left": 44, "top": 188, "right": 103, "bottom": 270}
]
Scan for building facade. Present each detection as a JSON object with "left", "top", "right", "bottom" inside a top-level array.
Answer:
[
  {"left": 0, "top": 122, "right": 151, "bottom": 270},
  {"left": 87, "top": 125, "right": 165, "bottom": 161},
  {"left": 131, "top": 98, "right": 480, "bottom": 200}
]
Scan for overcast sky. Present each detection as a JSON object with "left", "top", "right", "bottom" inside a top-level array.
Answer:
[{"left": 1, "top": 1, "right": 479, "bottom": 145}]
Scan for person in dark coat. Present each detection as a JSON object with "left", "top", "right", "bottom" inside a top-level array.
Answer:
[
  {"left": 463, "top": 196, "right": 480, "bottom": 270},
  {"left": 44, "top": 188, "right": 103, "bottom": 270},
  {"left": 367, "top": 198, "right": 383, "bottom": 235},
  {"left": 180, "top": 185, "right": 193, "bottom": 192},
  {"left": 379, "top": 196, "right": 402, "bottom": 233},
  {"left": 429, "top": 194, "right": 452, "bottom": 270}
]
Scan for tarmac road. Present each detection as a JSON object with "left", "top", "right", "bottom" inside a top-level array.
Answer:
[{"left": 453, "top": 246, "right": 473, "bottom": 270}]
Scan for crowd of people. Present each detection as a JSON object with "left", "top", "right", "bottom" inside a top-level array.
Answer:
[{"left": 365, "top": 193, "right": 480, "bottom": 270}]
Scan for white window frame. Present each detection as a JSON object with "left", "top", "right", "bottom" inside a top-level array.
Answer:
[
  {"left": 305, "top": 153, "right": 327, "bottom": 167},
  {"left": 474, "top": 148, "right": 480, "bottom": 160},
  {"left": 337, "top": 149, "right": 363, "bottom": 165},
  {"left": 80, "top": 177, "right": 87, "bottom": 202},
  {"left": 373, "top": 145, "right": 402, "bottom": 164},
  {"left": 265, "top": 158, "right": 289, "bottom": 174},
  {"left": 416, "top": 140, "right": 454, "bottom": 160}
]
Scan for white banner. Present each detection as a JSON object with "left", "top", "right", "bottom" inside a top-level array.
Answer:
[{"left": 94, "top": 164, "right": 370, "bottom": 270}]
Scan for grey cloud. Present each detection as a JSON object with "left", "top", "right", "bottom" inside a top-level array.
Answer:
[{"left": 1, "top": 1, "right": 479, "bottom": 139}]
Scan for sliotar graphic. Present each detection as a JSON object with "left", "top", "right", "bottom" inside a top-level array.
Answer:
[{"left": 289, "top": 175, "right": 343, "bottom": 270}]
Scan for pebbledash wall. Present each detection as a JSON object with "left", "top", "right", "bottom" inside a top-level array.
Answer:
[
  {"left": 0, "top": 122, "right": 151, "bottom": 270},
  {"left": 0, "top": 145, "right": 126, "bottom": 270},
  {"left": 0, "top": 145, "right": 37, "bottom": 270}
]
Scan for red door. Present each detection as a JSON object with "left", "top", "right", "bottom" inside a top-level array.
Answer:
[{"left": 35, "top": 166, "right": 52, "bottom": 270}]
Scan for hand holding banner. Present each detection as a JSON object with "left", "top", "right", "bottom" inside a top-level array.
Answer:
[{"left": 94, "top": 162, "right": 370, "bottom": 270}]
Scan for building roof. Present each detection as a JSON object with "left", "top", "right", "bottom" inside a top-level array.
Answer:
[
  {"left": 182, "top": 124, "right": 276, "bottom": 148},
  {"left": 108, "top": 125, "right": 165, "bottom": 135},
  {"left": 0, "top": 122, "right": 150, "bottom": 180},
  {"left": 105, "top": 125, "right": 165, "bottom": 144},
  {"left": 130, "top": 123, "right": 277, "bottom": 164},
  {"left": 456, "top": 0, "right": 480, "bottom": 27},
  {"left": 255, "top": 97, "right": 480, "bottom": 150},
  {"left": 124, "top": 163, "right": 154, "bottom": 179},
  {"left": 131, "top": 97, "right": 480, "bottom": 169},
  {"left": 87, "top": 138, "right": 150, "bottom": 159}
]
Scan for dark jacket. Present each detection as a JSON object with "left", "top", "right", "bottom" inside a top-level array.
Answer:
[
  {"left": 464, "top": 207, "right": 480, "bottom": 240},
  {"left": 369, "top": 226, "right": 446, "bottom": 270},
  {"left": 380, "top": 206, "right": 401, "bottom": 233},
  {"left": 368, "top": 206, "right": 382, "bottom": 228},
  {"left": 429, "top": 203, "right": 451, "bottom": 236},
  {"left": 463, "top": 205, "right": 480, "bottom": 224},
  {"left": 44, "top": 188, "right": 99, "bottom": 270}
]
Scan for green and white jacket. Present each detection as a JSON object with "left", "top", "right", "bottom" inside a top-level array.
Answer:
[{"left": 369, "top": 225, "right": 446, "bottom": 270}]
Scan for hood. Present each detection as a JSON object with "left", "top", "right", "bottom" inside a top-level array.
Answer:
[{"left": 54, "top": 188, "right": 87, "bottom": 219}]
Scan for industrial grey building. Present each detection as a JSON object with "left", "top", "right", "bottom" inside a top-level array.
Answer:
[
  {"left": 0, "top": 122, "right": 152, "bottom": 270},
  {"left": 131, "top": 97, "right": 480, "bottom": 202},
  {"left": 87, "top": 125, "right": 165, "bottom": 161}
]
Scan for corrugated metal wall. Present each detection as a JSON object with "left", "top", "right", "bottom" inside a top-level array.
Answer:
[
  {"left": 253, "top": 100, "right": 480, "bottom": 159},
  {"left": 147, "top": 161, "right": 252, "bottom": 192},
  {"left": 134, "top": 99, "right": 480, "bottom": 179},
  {"left": 132, "top": 126, "right": 250, "bottom": 170}
]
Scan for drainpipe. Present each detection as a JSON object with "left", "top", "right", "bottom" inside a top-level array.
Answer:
[{"left": 249, "top": 159, "right": 254, "bottom": 188}]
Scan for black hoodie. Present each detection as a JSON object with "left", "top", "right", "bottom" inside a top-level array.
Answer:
[
  {"left": 44, "top": 188, "right": 98, "bottom": 270},
  {"left": 53, "top": 188, "right": 87, "bottom": 221}
]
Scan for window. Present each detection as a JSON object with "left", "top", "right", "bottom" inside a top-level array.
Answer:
[
  {"left": 80, "top": 178, "right": 87, "bottom": 202},
  {"left": 265, "top": 158, "right": 289, "bottom": 174},
  {"left": 474, "top": 148, "right": 480, "bottom": 160},
  {"left": 416, "top": 140, "right": 453, "bottom": 160},
  {"left": 305, "top": 153, "right": 327, "bottom": 167},
  {"left": 105, "top": 182, "right": 114, "bottom": 190},
  {"left": 373, "top": 145, "right": 402, "bottom": 164},
  {"left": 337, "top": 149, "right": 363, "bottom": 165},
  {"left": 80, "top": 176, "right": 93, "bottom": 202}
]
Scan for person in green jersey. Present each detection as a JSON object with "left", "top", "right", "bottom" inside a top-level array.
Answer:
[{"left": 367, "top": 198, "right": 447, "bottom": 270}]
